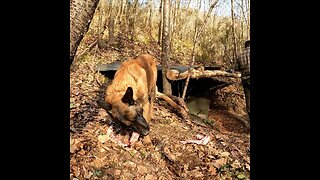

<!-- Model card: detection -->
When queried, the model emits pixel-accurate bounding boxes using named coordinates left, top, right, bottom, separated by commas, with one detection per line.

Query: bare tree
left=118, top=0, right=126, bottom=25
left=97, top=0, right=106, bottom=48
left=246, top=0, right=250, bottom=39
left=161, top=0, right=172, bottom=95
left=240, top=0, right=244, bottom=42
left=128, top=0, right=139, bottom=42
left=70, top=0, right=100, bottom=65
left=146, top=0, right=154, bottom=36
left=231, top=0, right=237, bottom=60
left=158, top=0, right=163, bottom=45
left=108, top=0, right=116, bottom=45
left=181, top=0, right=219, bottom=99
left=170, top=0, right=179, bottom=51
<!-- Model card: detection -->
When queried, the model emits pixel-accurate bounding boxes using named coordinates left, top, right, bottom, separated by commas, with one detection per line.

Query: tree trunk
left=125, top=0, right=132, bottom=39
left=158, top=0, right=163, bottom=45
left=147, top=0, right=153, bottom=35
left=231, top=0, right=237, bottom=60
left=168, top=0, right=173, bottom=51
left=240, top=0, right=244, bottom=44
left=186, top=0, right=192, bottom=8
left=161, top=0, right=172, bottom=95
left=97, top=0, right=106, bottom=48
left=170, top=0, right=177, bottom=52
left=148, top=0, right=153, bottom=37
left=246, top=0, right=250, bottom=39
left=108, top=0, right=115, bottom=45
left=70, top=0, right=100, bottom=65
left=171, top=0, right=181, bottom=41
left=118, top=0, right=126, bottom=25
left=128, top=0, right=139, bottom=42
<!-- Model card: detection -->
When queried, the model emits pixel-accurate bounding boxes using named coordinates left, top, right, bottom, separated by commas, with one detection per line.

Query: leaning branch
left=156, top=91, right=189, bottom=120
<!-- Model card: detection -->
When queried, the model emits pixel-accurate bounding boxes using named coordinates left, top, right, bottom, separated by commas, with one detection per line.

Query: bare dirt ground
left=70, top=35, right=250, bottom=180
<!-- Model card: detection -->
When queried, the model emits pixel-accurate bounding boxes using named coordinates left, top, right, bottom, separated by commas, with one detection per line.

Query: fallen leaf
left=237, top=173, right=246, bottom=179
left=70, top=102, right=75, bottom=109
left=70, top=138, right=81, bottom=153
left=105, top=169, right=117, bottom=176
left=245, top=163, right=250, bottom=171
left=98, top=134, right=108, bottom=143
left=123, top=161, right=137, bottom=169
left=114, top=170, right=121, bottom=176
left=212, top=158, right=227, bottom=169
left=145, top=174, right=157, bottom=180
left=181, top=135, right=210, bottom=145
left=84, top=169, right=93, bottom=179
left=79, top=149, right=86, bottom=155
left=72, top=166, right=80, bottom=177
left=208, top=164, right=217, bottom=176
left=189, top=168, right=204, bottom=178
left=230, top=160, right=241, bottom=169
left=137, top=165, right=148, bottom=174
left=220, top=151, right=230, bottom=157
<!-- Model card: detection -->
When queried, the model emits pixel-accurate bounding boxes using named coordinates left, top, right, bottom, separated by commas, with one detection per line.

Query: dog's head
left=97, top=87, right=150, bottom=136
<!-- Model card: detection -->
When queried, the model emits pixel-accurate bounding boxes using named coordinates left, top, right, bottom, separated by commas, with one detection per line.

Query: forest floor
left=70, top=33, right=250, bottom=180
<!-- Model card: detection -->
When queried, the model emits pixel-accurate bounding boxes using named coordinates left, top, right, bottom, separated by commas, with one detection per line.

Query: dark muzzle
left=133, top=115, right=150, bottom=136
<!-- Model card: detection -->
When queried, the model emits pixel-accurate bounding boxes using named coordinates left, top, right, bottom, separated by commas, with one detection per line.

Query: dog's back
left=106, top=54, right=157, bottom=104
left=102, top=54, right=157, bottom=135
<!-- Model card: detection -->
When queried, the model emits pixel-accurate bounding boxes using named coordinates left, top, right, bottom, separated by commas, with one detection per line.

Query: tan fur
left=105, top=54, right=157, bottom=130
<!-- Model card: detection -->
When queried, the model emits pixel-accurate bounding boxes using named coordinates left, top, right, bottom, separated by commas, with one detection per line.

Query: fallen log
left=167, top=68, right=241, bottom=81
left=156, top=91, right=189, bottom=120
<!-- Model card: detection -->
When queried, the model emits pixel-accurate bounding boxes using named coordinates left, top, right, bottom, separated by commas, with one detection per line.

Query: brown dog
left=97, top=54, right=157, bottom=146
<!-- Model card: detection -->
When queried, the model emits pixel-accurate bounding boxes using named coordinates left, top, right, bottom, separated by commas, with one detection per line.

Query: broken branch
left=156, top=91, right=189, bottom=120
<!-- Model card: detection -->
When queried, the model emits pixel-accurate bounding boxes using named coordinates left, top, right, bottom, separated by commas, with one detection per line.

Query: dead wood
left=167, top=68, right=241, bottom=81
left=156, top=91, right=189, bottom=120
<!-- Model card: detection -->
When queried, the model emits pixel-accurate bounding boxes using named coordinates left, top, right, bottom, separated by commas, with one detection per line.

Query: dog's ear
left=122, top=87, right=134, bottom=105
left=97, top=100, right=112, bottom=111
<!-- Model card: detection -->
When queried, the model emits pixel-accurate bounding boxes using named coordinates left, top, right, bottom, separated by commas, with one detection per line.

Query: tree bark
left=170, top=0, right=177, bottom=51
left=70, top=0, right=100, bottom=65
left=158, top=0, right=163, bottom=45
left=128, top=0, right=139, bottom=42
left=161, top=0, right=172, bottom=95
left=231, top=0, right=237, bottom=60
left=108, top=0, right=115, bottom=45
left=246, top=0, right=250, bottom=39
left=118, top=0, right=126, bottom=25
left=146, top=0, right=153, bottom=35
left=97, top=0, right=106, bottom=48
left=240, top=0, right=244, bottom=43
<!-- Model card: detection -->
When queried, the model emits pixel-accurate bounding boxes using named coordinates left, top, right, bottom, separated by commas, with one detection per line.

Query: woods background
left=71, top=0, right=250, bottom=69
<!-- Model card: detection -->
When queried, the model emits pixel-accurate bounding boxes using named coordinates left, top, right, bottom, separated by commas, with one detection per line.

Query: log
left=166, top=68, right=241, bottom=81
left=156, top=91, right=189, bottom=120
left=166, top=94, right=189, bottom=113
